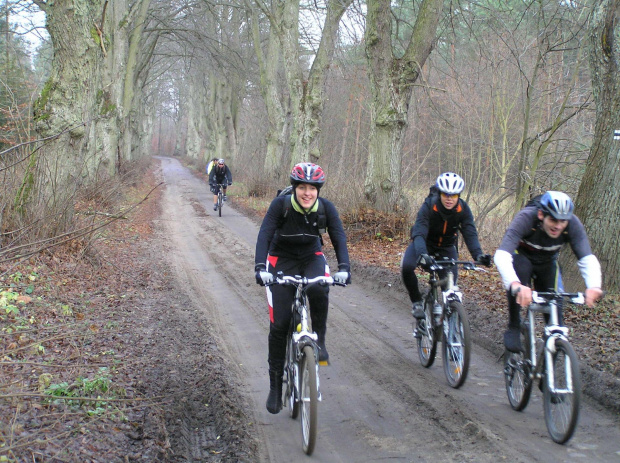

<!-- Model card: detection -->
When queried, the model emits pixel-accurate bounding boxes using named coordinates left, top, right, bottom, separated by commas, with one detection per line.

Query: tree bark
left=363, top=0, right=443, bottom=212
left=562, top=0, right=620, bottom=291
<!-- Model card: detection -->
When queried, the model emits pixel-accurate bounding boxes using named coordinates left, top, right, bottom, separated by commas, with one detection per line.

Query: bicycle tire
left=285, top=336, right=299, bottom=419
left=300, top=345, right=318, bottom=455
left=504, top=323, right=532, bottom=411
left=542, top=337, right=581, bottom=444
left=218, top=192, right=222, bottom=217
left=416, top=298, right=437, bottom=367
left=441, top=300, right=471, bottom=388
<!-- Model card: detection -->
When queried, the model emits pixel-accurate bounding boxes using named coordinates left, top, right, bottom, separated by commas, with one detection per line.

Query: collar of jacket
left=291, top=195, right=319, bottom=214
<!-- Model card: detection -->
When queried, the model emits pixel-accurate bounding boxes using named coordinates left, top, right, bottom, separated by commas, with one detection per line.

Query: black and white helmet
left=540, top=191, right=574, bottom=220
left=436, top=172, right=465, bottom=195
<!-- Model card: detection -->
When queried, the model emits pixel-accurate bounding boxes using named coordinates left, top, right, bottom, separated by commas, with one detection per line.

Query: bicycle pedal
left=318, top=359, right=330, bottom=367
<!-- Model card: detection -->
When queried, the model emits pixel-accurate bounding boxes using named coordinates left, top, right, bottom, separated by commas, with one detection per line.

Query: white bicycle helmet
left=540, top=191, right=574, bottom=220
left=436, top=172, right=465, bottom=195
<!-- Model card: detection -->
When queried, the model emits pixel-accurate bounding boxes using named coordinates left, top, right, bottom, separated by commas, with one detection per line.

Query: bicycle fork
left=291, top=337, right=323, bottom=402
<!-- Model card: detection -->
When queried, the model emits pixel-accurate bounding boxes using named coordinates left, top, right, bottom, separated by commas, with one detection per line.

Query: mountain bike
left=270, top=273, right=345, bottom=455
left=414, top=259, right=485, bottom=388
left=504, top=291, right=586, bottom=444
left=216, top=183, right=225, bottom=217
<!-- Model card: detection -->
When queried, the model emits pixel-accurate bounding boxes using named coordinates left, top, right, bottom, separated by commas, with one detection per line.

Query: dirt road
left=154, top=156, right=620, bottom=462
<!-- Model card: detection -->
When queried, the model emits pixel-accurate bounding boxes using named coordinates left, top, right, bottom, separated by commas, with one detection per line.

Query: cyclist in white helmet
left=401, top=172, right=491, bottom=320
left=494, top=191, right=603, bottom=352
left=208, top=159, right=232, bottom=210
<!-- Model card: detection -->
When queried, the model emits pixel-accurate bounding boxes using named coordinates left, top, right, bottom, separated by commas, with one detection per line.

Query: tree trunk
left=562, top=0, right=620, bottom=291
left=363, top=0, right=443, bottom=212
left=250, top=4, right=288, bottom=182
left=272, top=0, right=352, bottom=167
left=30, top=0, right=110, bottom=234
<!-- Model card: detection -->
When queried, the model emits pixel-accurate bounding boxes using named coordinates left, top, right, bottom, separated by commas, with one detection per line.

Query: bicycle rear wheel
left=300, top=345, right=318, bottom=455
left=504, top=323, right=532, bottom=411
left=542, top=337, right=581, bottom=444
left=416, top=299, right=437, bottom=367
left=441, top=301, right=471, bottom=388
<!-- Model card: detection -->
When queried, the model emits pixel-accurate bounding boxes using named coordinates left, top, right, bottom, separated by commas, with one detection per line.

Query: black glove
left=476, top=254, right=492, bottom=267
left=228, top=182, right=233, bottom=186
left=255, top=264, right=273, bottom=286
left=418, top=254, right=436, bottom=270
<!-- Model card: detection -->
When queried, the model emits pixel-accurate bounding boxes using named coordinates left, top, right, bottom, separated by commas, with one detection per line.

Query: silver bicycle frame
left=528, top=293, right=581, bottom=394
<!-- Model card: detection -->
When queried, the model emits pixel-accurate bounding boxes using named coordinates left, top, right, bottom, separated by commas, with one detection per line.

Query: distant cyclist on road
left=208, top=159, right=232, bottom=211
left=401, top=172, right=491, bottom=320
left=494, top=191, right=603, bottom=352
left=254, top=162, right=351, bottom=414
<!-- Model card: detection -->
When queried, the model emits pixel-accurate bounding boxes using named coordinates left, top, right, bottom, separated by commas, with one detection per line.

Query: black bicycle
left=215, top=183, right=225, bottom=217
left=270, top=273, right=345, bottom=455
left=504, top=291, right=585, bottom=444
left=414, top=259, right=485, bottom=388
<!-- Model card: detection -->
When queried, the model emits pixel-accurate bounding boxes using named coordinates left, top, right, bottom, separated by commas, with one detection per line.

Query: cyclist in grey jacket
left=255, top=162, right=350, bottom=414
left=494, top=191, right=603, bottom=352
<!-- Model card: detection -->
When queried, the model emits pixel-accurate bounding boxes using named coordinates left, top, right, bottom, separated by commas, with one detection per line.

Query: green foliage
left=33, top=78, right=55, bottom=121
left=0, top=289, right=20, bottom=315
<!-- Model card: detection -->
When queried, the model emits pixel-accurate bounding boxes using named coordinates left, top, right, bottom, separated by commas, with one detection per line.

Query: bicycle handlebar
left=268, top=274, right=346, bottom=287
left=532, top=291, right=585, bottom=305
left=425, top=259, right=488, bottom=272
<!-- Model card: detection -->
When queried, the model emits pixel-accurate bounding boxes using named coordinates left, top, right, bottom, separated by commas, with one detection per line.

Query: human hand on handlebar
left=333, top=271, right=350, bottom=285
left=585, top=287, right=604, bottom=308
left=511, top=283, right=532, bottom=307
left=476, top=254, right=492, bottom=267
left=254, top=264, right=273, bottom=286
left=418, top=254, right=436, bottom=270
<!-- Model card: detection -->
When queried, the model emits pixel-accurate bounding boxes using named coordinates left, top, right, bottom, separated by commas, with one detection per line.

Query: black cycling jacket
left=255, top=195, right=350, bottom=272
left=209, top=165, right=232, bottom=185
left=410, top=194, right=483, bottom=258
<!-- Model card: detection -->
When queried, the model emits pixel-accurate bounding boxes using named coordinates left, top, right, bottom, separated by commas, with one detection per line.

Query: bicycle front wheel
left=543, top=337, right=581, bottom=444
left=218, top=193, right=223, bottom=217
left=504, top=323, right=532, bottom=411
left=300, top=345, right=318, bottom=455
left=416, top=300, right=437, bottom=367
left=285, top=336, right=299, bottom=419
left=441, top=301, right=471, bottom=388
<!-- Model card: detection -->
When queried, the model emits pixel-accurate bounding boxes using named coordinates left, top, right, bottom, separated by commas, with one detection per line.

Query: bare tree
left=363, top=0, right=443, bottom=212
left=563, top=0, right=620, bottom=292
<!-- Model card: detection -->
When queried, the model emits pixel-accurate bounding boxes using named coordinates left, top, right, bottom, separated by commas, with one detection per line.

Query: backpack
left=276, top=186, right=326, bottom=235
left=525, top=193, right=543, bottom=209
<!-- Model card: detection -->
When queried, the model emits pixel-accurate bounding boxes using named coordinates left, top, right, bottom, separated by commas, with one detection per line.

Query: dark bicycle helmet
left=539, top=191, right=574, bottom=220
left=436, top=172, right=465, bottom=195
left=290, top=162, right=326, bottom=188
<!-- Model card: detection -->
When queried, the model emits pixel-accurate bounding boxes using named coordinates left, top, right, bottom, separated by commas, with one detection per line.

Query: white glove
left=333, top=271, right=349, bottom=285
left=259, top=271, right=273, bottom=286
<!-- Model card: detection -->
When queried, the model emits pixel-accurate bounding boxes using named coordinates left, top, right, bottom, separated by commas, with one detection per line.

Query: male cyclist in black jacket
left=255, top=162, right=351, bottom=414
left=401, top=172, right=491, bottom=321
left=494, top=191, right=603, bottom=352
left=208, top=159, right=232, bottom=210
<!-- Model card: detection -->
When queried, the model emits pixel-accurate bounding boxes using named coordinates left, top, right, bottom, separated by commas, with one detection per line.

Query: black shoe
left=266, top=370, right=283, bottom=414
left=504, top=327, right=523, bottom=353
left=223, top=195, right=227, bottom=201
left=411, top=301, right=425, bottom=319
left=213, top=204, right=218, bottom=211
left=318, top=340, right=329, bottom=363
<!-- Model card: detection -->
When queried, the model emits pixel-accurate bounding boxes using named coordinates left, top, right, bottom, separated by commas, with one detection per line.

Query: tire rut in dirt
left=140, top=232, right=259, bottom=462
